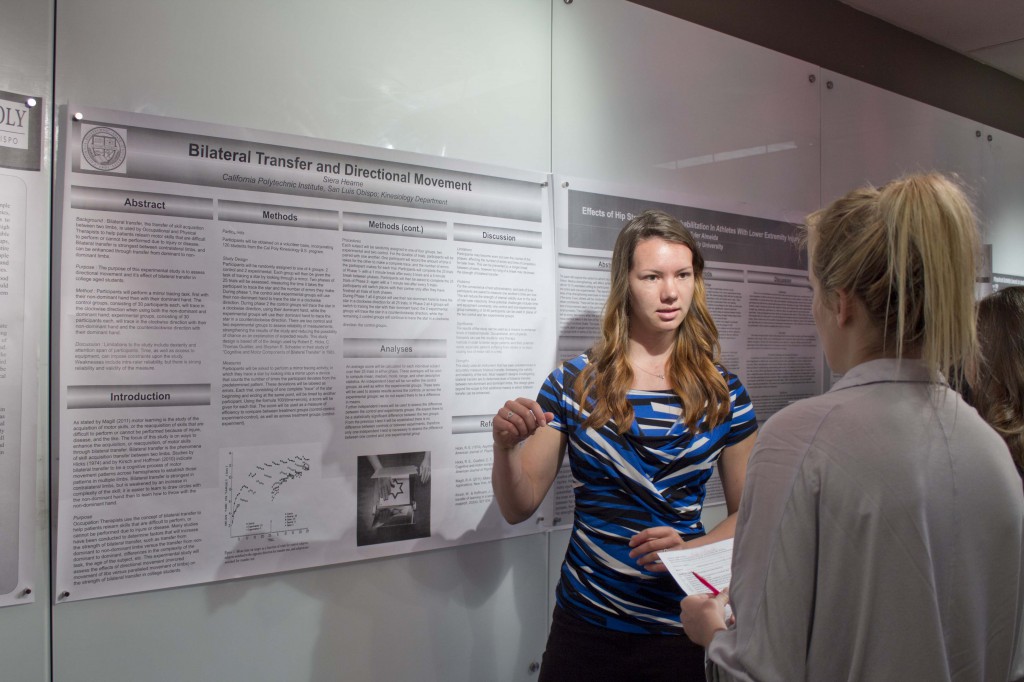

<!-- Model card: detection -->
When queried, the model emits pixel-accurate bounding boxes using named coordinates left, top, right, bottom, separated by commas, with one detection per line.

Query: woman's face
left=627, top=237, right=695, bottom=340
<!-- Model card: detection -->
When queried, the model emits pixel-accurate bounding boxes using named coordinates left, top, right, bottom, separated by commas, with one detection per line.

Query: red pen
left=692, top=570, right=720, bottom=595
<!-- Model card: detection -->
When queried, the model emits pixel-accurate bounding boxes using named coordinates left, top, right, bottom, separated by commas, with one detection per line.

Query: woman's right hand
left=493, top=398, right=553, bottom=451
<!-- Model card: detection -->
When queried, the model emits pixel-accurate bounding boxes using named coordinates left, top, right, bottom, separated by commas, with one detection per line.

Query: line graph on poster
left=222, top=442, right=319, bottom=539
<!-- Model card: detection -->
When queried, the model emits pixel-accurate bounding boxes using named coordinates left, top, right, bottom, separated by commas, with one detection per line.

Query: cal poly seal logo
left=82, top=126, right=127, bottom=172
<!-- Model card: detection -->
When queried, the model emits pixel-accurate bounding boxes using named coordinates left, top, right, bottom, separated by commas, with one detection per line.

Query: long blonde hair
left=574, top=209, right=730, bottom=434
left=805, top=172, right=980, bottom=378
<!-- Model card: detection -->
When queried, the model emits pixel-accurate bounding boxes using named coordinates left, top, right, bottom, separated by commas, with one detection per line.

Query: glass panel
left=820, top=69, right=984, bottom=205
left=553, top=0, right=821, bottom=223
left=55, top=0, right=552, bottom=171
left=979, top=129, right=1024, bottom=276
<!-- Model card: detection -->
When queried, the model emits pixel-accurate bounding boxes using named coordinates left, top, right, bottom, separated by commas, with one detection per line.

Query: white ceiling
left=841, top=0, right=1024, bottom=80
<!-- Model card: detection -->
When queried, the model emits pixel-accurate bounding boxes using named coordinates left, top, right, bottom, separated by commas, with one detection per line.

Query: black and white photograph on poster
left=356, top=452, right=432, bottom=546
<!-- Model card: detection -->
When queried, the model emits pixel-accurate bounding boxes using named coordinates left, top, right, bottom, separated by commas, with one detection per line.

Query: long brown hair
left=971, top=286, right=1024, bottom=478
left=573, top=209, right=730, bottom=434
left=805, top=173, right=980, bottom=378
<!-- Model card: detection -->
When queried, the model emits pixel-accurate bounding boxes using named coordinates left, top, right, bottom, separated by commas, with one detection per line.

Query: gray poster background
left=993, top=272, right=1024, bottom=291
left=72, top=119, right=543, bottom=222
left=567, top=189, right=805, bottom=270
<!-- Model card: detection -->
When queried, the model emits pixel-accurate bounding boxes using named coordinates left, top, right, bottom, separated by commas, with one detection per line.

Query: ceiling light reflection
left=656, top=140, right=799, bottom=170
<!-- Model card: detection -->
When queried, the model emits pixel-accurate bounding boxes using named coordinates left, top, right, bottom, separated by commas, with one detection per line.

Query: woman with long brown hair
left=970, top=285, right=1024, bottom=484
left=492, top=209, right=758, bottom=681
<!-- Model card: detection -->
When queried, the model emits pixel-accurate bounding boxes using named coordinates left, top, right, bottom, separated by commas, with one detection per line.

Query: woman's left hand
left=628, top=526, right=685, bottom=572
left=680, top=591, right=729, bottom=648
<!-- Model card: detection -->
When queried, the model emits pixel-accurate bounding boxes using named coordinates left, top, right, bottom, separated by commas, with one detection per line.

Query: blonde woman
left=681, top=174, right=1024, bottom=681
left=493, top=209, right=758, bottom=681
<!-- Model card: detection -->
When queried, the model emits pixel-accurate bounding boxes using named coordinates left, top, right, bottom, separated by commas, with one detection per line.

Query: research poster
left=0, top=89, right=42, bottom=607
left=541, top=177, right=822, bottom=526
left=993, top=273, right=1024, bottom=292
left=55, top=107, right=556, bottom=601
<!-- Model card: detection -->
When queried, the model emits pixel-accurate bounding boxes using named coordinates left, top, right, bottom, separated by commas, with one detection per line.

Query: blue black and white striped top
left=539, top=352, right=757, bottom=634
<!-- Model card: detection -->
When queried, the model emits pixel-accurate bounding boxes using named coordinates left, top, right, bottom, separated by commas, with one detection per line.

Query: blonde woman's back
left=711, top=359, right=1024, bottom=681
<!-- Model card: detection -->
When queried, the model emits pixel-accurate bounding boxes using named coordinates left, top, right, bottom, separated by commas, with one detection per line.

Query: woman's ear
left=834, top=289, right=854, bottom=328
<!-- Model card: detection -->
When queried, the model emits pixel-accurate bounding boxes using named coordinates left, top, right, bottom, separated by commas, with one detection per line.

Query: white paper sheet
left=659, top=538, right=733, bottom=596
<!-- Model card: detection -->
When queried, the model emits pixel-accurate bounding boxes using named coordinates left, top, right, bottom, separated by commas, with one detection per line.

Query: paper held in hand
left=659, top=537, right=733, bottom=595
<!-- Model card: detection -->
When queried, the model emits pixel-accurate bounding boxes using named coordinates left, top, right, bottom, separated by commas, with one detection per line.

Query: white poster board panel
left=552, top=0, right=821, bottom=226
left=820, top=69, right=985, bottom=205
left=53, top=531, right=552, bottom=682
left=55, top=0, right=552, bottom=173
left=54, top=106, right=555, bottom=601
left=979, top=130, right=1024, bottom=277
left=821, top=70, right=1024, bottom=284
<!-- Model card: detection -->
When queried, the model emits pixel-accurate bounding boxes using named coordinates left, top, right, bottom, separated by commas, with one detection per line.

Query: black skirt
left=538, top=604, right=708, bottom=682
